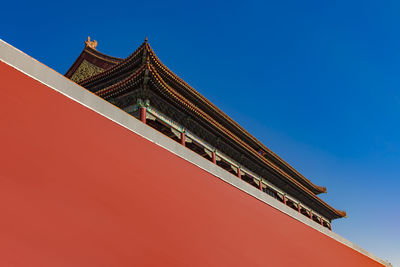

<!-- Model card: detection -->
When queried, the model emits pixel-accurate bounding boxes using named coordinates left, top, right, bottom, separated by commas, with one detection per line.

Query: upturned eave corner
left=143, top=41, right=330, bottom=196
left=317, top=185, right=328, bottom=194
left=65, top=38, right=348, bottom=223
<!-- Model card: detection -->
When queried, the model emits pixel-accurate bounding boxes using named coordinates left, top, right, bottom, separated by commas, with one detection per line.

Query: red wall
left=0, top=61, right=384, bottom=267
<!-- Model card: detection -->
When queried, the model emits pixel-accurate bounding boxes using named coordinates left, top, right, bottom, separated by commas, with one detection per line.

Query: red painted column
left=283, top=195, right=287, bottom=205
left=212, top=152, right=216, bottom=164
left=320, top=218, right=324, bottom=226
left=139, top=107, right=146, bottom=124
left=180, top=132, right=185, bottom=146
left=309, top=211, right=313, bottom=219
left=297, top=204, right=301, bottom=213
left=329, top=224, right=332, bottom=231
left=237, top=168, right=241, bottom=179
left=259, top=180, right=263, bottom=191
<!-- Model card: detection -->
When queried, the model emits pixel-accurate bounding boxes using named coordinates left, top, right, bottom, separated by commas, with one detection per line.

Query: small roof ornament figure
left=85, top=36, right=97, bottom=50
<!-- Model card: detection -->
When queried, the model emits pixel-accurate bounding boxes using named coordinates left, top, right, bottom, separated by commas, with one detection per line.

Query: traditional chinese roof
left=65, top=37, right=123, bottom=83
left=66, top=38, right=346, bottom=220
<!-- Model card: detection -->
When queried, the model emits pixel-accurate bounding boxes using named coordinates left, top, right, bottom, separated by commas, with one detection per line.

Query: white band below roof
left=0, top=39, right=390, bottom=267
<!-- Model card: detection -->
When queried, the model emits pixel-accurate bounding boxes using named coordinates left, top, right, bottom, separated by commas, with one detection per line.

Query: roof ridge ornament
left=144, top=36, right=148, bottom=43
left=85, top=36, right=98, bottom=50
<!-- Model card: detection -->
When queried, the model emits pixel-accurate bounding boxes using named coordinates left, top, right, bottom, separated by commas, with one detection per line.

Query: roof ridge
left=69, top=40, right=345, bottom=219
left=145, top=43, right=327, bottom=194
left=84, top=46, right=123, bottom=63
left=96, top=64, right=147, bottom=97
left=80, top=40, right=148, bottom=86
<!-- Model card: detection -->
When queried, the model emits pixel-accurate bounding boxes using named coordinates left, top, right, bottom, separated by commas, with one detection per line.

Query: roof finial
left=144, top=36, right=148, bottom=43
left=85, top=36, right=98, bottom=50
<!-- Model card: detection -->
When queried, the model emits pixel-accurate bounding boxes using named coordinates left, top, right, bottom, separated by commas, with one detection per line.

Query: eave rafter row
left=69, top=39, right=346, bottom=219
left=146, top=63, right=345, bottom=218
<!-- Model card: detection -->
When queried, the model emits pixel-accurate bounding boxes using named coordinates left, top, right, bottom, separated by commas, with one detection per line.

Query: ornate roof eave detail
left=66, top=39, right=345, bottom=219
left=144, top=64, right=346, bottom=219
left=65, top=43, right=123, bottom=80
left=143, top=43, right=327, bottom=195
left=97, top=64, right=147, bottom=98
left=79, top=42, right=147, bottom=87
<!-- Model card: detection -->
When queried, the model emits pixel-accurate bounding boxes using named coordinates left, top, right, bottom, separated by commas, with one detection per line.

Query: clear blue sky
left=2, top=0, right=399, bottom=265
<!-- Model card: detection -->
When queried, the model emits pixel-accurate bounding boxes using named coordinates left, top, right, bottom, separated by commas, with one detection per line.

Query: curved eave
left=75, top=41, right=344, bottom=219
left=144, top=43, right=326, bottom=195
left=84, top=46, right=123, bottom=63
left=78, top=43, right=147, bottom=87
left=93, top=60, right=346, bottom=220
left=145, top=64, right=346, bottom=220
left=97, top=64, right=146, bottom=98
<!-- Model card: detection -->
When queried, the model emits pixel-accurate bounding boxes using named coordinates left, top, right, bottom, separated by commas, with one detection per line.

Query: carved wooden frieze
left=70, top=60, right=104, bottom=83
